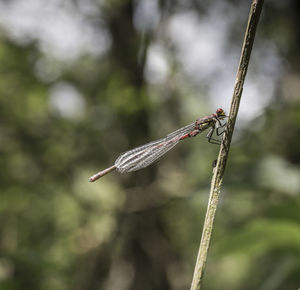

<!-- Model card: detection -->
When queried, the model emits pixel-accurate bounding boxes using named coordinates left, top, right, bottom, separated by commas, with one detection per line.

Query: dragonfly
left=89, top=108, right=227, bottom=182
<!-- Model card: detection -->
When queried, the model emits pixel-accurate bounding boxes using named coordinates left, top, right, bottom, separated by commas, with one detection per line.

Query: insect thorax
left=197, top=118, right=216, bottom=131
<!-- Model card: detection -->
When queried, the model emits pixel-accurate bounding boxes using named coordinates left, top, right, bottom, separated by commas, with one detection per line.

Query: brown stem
left=190, top=1, right=264, bottom=289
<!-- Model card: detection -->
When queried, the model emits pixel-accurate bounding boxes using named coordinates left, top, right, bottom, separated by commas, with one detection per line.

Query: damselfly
left=89, top=108, right=227, bottom=182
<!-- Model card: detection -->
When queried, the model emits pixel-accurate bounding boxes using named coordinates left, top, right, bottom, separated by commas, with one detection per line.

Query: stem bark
left=190, top=1, right=264, bottom=289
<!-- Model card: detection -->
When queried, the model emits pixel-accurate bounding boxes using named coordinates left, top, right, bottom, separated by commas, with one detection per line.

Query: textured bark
left=190, top=1, right=265, bottom=289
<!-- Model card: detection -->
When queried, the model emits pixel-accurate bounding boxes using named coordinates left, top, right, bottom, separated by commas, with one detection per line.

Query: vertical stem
left=190, top=1, right=264, bottom=289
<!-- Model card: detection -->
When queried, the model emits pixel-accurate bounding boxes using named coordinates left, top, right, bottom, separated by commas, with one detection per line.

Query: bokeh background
left=0, top=0, right=300, bottom=289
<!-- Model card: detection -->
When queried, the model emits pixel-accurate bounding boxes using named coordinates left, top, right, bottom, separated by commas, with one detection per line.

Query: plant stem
left=190, top=1, right=264, bottom=289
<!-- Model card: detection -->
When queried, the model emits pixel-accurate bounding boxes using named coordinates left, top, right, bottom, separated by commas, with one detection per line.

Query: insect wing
left=115, top=123, right=195, bottom=173
left=166, top=122, right=195, bottom=139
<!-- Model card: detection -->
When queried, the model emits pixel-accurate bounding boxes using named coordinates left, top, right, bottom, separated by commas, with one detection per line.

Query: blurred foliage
left=0, top=0, right=300, bottom=290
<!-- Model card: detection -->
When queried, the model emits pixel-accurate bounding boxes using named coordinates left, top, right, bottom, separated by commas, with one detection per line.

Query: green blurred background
left=0, top=1, right=300, bottom=289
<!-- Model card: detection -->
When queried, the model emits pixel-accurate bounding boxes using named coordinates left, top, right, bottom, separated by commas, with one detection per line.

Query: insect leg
left=216, top=119, right=227, bottom=136
left=206, top=127, right=221, bottom=145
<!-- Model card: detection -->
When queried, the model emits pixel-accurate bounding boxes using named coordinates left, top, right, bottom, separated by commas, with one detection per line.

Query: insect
left=89, top=108, right=227, bottom=182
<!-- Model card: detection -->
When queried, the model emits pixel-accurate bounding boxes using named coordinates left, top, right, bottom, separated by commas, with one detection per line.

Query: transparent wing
left=115, top=122, right=195, bottom=173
